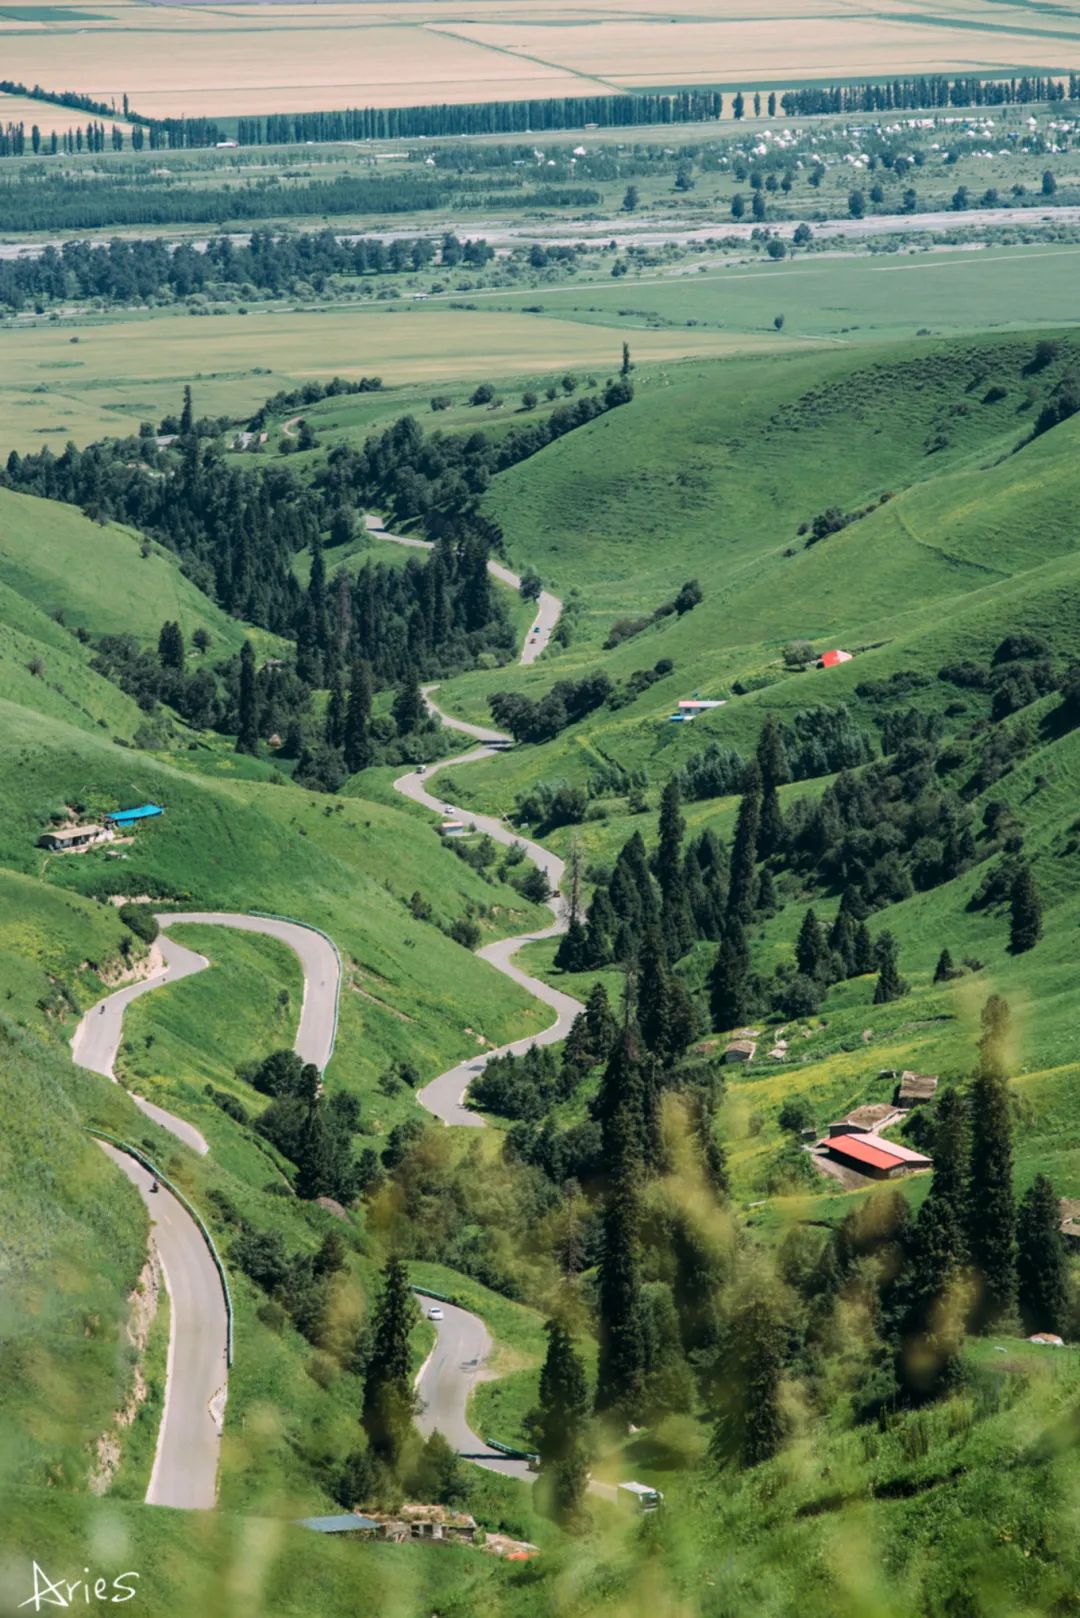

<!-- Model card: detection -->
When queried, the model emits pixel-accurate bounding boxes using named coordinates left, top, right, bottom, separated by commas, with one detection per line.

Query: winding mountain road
left=394, top=739, right=582, bottom=1126
left=72, top=911, right=341, bottom=1154
left=74, top=913, right=341, bottom=1511
left=73, top=567, right=577, bottom=1503
left=414, top=1298, right=533, bottom=1481
left=98, top=1143, right=228, bottom=1510
left=365, top=512, right=559, bottom=664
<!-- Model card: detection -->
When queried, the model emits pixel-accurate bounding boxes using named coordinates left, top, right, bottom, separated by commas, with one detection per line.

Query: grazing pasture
left=0, top=304, right=780, bottom=449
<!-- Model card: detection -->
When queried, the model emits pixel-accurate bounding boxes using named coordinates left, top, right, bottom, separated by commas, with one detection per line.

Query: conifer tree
left=533, top=1318, right=591, bottom=1527
left=968, top=997, right=1017, bottom=1328
left=755, top=715, right=790, bottom=856
left=554, top=916, right=589, bottom=972
left=709, top=917, right=751, bottom=1031
left=872, top=930, right=907, bottom=1004
left=307, top=531, right=330, bottom=664
left=712, top=1294, right=786, bottom=1467
left=828, top=908, right=856, bottom=976
left=1017, top=1173, right=1069, bottom=1336
left=157, top=619, right=185, bottom=672
left=584, top=980, right=616, bottom=1062
left=236, top=639, right=258, bottom=755
left=727, top=761, right=762, bottom=921
left=851, top=919, right=875, bottom=975
left=391, top=672, right=425, bottom=735
left=637, top=930, right=696, bottom=1066
left=1009, top=863, right=1043, bottom=954
left=933, top=947, right=957, bottom=983
left=361, top=1256, right=417, bottom=1472
left=581, top=887, right=616, bottom=968
left=756, top=867, right=777, bottom=914
left=795, top=907, right=826, bottom=979
left=343, top=659, right=373, bottom=773
left=656, top=780, right=693, bottom=959
left=325, top=664, right=347, bottom=749
left=179, top=383, right=194, bottom=435
left=899, top=1187, right=967, bottom=1395
left=595, top=1096, right=647, bottom=1423
left=926, top=1087, right=971, bottom=1252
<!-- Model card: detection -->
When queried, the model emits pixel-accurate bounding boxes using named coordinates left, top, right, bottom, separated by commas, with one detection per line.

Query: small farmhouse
left=818, top=649, right=853, bottom=668
left=724, top=1038, right=757, bottom=1064
left=896, top=1071, right=939, bottom=1108
left=39, top=823, right=114, bottom=853
left=829, top=1103, right=902, bottom=1135
left=439, top=819, right=465, bottom=837
left=820, top=1130, right=931, bottom=1179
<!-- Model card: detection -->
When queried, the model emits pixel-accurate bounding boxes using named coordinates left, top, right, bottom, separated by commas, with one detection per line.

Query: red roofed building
left=818, top=649, right=853, bottom=669
left=820, top=1130, right=931, bottom=1179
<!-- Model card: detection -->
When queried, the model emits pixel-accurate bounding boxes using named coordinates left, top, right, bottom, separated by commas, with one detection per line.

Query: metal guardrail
left=89, top=1128, right=234, bottom=1366
left=483, top=1437, right=540, bottom=1463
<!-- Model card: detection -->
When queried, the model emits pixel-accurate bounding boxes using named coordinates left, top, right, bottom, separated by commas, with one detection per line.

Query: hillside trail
left=392, top=561, right=582, bottom=1126
left=364, top=513, right=559, bottom=665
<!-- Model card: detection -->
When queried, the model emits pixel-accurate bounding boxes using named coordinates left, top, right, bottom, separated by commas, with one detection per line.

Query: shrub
left=118, top=903, right=159, bottom=944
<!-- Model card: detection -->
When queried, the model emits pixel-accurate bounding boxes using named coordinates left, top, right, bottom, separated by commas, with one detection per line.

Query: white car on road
left=428, top=1306, right=445, bottom=1321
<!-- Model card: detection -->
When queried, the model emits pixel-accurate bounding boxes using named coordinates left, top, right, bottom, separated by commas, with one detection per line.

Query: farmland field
left=2, top=0, right=1080, bottom=127
left=0, top=303, right=788, bottom=448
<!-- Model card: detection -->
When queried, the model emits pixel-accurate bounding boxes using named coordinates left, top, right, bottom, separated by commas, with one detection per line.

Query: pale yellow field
left=3, top=0, right=1078, bottom=128
left=0, top=304, right=787, bottom=450
left=0, top=91, right=133, bottom=137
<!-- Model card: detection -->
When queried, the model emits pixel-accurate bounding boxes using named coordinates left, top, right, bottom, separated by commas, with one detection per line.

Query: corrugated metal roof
left=824, top=1132, right=930, bottom=1171
left=825, top=1135, right=902, bottom=1171
left=107, top=804, right=164, bottom=823
left=295, top=1513, right=379, bottom=1533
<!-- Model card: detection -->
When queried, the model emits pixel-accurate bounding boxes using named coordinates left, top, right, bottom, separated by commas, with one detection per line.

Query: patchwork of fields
left=2, top=0, right=1080, bottom=125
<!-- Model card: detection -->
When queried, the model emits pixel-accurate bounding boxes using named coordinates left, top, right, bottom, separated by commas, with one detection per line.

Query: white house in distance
left=669, top=697, right=727, bottom=723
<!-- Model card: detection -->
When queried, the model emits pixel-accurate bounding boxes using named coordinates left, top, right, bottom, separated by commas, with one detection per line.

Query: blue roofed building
left=105, top=804, right=164, bottom=829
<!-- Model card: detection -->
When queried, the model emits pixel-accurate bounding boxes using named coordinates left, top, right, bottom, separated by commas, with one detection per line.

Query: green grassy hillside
left=0, top=1026, right=147, bottom=1499
left=0, top=487, right=250, bottom=653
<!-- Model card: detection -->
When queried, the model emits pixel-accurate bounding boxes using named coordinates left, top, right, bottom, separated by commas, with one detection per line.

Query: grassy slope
left=0, top=1026, right=147, bottom=1499
left=0, top=487, right=249, bottom=653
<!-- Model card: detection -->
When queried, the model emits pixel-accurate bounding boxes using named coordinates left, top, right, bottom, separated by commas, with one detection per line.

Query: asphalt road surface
left=414, top=1297, right=533, bottom=1481
left=394, top=744, right=582, bottom=1126
left=154, top=911, right=340, bottom=1071
left=365, top=513, right=561, bottom=666
left=71, top=934, right=212, bottom=1155
left=415, top=1295, right=620, bottom=1500
left=72, top=911, right=341, bottom=1154
left=98, top=1142, right=227, bottom=1510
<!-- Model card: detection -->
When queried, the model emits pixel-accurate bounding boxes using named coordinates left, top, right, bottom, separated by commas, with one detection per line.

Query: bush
left=118, top=903, right=159, bottom=944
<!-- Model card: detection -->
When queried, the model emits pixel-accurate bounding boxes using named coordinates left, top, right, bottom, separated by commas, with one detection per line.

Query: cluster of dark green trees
left=779, top=73, right=1076, bottom=116
left=0, top=170, right=598, bottom=233
left=0, top=229, right=464, bottom=313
